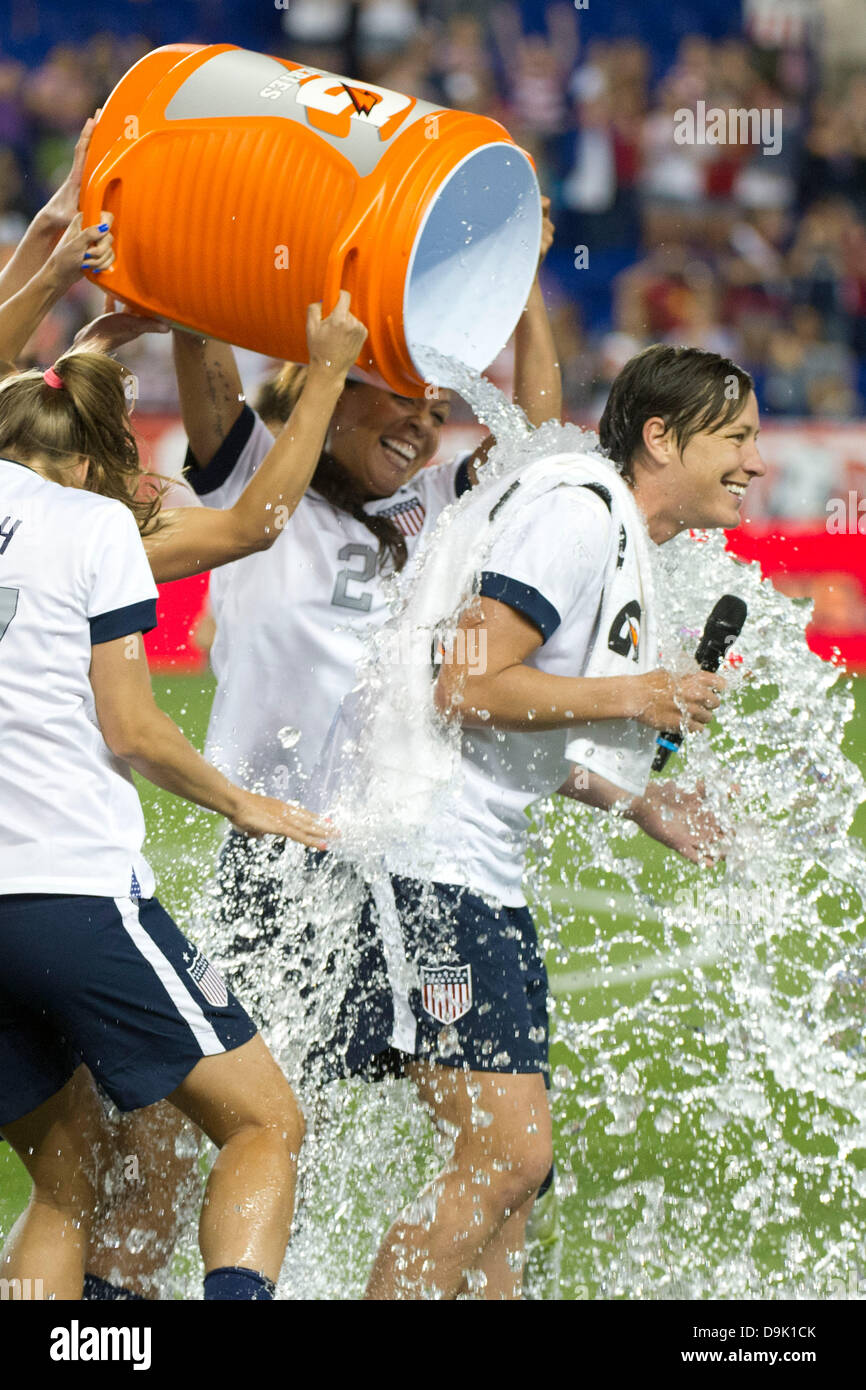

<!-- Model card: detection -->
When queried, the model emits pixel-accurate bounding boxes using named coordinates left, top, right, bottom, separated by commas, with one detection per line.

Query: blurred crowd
left=1, top=0, right=865, bottom=421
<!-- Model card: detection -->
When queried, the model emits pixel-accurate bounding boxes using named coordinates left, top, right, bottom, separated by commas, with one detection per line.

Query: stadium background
left=2, top=0, right=866, bottom=1296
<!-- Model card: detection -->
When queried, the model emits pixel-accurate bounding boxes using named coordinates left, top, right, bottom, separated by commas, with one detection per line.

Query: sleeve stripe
left=185, top=404, right=257, bottom=497
left=479, top=571, right=561, bottom=640
left=90, top=598, right=158, bottom=645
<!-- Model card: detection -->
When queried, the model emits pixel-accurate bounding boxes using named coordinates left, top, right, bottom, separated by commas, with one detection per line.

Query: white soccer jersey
left=393, top=486, right=616, bottom=906
left=0, top=459, right=159, bottom=897
left=188, top=406, right=472, bottom=797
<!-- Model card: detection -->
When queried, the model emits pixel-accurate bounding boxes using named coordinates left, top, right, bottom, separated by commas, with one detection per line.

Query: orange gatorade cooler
left=79, top=44, right=542, bottom=393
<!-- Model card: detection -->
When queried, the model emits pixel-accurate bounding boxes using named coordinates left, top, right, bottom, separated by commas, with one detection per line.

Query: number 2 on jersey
left=332, top=544, right=376, bottom=612
left=0, top=586, right=18, bottom=644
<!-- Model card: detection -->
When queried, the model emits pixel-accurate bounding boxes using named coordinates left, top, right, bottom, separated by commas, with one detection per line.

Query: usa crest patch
left=376, top=494, right=426, bottom=536
left=187, top=951, right=228, bottom=1009
left=420, top=963, right=473, bottom=1025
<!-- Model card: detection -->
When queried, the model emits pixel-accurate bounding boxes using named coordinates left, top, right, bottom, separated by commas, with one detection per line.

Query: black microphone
left=652, top=594, right=747, bottom=772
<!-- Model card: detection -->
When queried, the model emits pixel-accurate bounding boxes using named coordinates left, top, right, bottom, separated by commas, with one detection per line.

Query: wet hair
left=253, top=364, right=305, bottom=427
left=599, top=345, right=755, bottom=482
left=256, top=362, right=408, bottom=573
left=0, top=351, right=167, bottom=533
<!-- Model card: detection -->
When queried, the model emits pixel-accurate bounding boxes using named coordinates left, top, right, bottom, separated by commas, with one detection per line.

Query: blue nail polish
left=80, top=263, right=89, bottom=271
left=98, top=223, right=109, bottom=232
left=92, top=268, right=102, bottom=275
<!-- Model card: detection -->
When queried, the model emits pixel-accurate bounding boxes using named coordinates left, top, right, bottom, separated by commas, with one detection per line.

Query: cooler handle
left=322, top=199, right=375, bottom=317
left=79, top=145, right=132, bottom=278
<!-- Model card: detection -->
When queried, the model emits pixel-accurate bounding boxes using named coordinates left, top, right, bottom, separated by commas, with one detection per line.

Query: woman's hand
left=633, top=667, right=726, bottom=734
left=228, top=788, right=332, bottom=850
left=45, top=212, right=114, bottom=292
left=306, top=289, right=368, bottom=379
left=72, top=295, right=170, bottom=354
left=629, top=779, right=727, bottom=866
left=39, top=111, right=101, bottom=234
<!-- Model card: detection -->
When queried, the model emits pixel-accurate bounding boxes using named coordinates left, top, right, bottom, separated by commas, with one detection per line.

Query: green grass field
left=3, top=673, right=866, bottom=1299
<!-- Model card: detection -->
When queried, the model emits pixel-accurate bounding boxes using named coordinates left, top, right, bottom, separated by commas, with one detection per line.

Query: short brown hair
left=599, top=345, right=754, bottom=482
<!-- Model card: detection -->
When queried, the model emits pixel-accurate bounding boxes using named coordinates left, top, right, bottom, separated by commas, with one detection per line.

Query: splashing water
left=536, top=527, right=866, bottom=1300
left=419, top=345, right=534, bottom=453
left=151, top=363, right=866, bottom=1299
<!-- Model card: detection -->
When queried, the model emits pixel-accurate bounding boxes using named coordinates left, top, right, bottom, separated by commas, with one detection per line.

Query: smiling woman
left=599, top=343, right=764, bottom=539
left=337, top=384, right=453, bottom=496
left=307, top=380, right=454, bottom=573
left=185, top=372, right=479, bottom=802
left=600, top=344, right=755, bottom=482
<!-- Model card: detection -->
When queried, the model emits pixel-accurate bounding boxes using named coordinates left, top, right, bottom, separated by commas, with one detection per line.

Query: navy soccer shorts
left=312, top=873, right=551, bottom=1084
left=214, top=834, right=550, bottom=1085
left=0, top=893, right=257, bottom=1128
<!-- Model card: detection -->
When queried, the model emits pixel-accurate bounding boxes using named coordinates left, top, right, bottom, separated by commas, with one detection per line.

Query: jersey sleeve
left=413, top=451, right=474, bottom=513
left=85, top=502, right=159, bottom=645
left=479, top=487, right=611, bottom=642
left=183, top=405, right=275, bottom=510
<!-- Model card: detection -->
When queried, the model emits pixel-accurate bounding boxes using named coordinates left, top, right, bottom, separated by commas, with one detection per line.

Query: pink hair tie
left=43, top=366, right=65, bottom=389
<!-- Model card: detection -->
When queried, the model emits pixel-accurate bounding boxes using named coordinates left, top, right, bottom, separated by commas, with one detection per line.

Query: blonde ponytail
left=0, top=351, right=168, bottom=533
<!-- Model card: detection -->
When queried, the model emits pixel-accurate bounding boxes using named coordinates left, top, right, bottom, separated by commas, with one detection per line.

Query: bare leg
left=365, top=1064, right=552, bottom=1301
left=2, top=1035, right=302, bottom=1296
left=85, top=1100, right=201, bottom=1297
left=0, top=1065, right=103, bottom=1300
left=459, top=1194, right=536, bottom=1300
left=167, top=1033, right=304, bottom=1282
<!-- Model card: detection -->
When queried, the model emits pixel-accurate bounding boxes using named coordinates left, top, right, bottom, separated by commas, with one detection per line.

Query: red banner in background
left=133, top=413, right=210, bottom=674
left=723, top=419, right=866, bottom=671
left=137, top=416, right=866, bottom=675
left=725, top=525, right=866, bottom=670
left=144, top=570, right=210, bottom=673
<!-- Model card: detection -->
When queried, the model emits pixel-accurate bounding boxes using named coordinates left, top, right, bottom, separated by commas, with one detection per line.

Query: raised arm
left=0, top=114, right=99, bottom=307
left=145, top=293, right=367, bottom=582
left=513, top=202, right=561, bottom=426
left=172, top=330, right=245, bottom=468
left=0, top=215, right=114, bottom=364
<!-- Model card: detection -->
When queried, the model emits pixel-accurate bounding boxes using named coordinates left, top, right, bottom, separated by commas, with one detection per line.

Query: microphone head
left=706, top=594, right=748, bottom=634
left=695, top=594, right=748, bottom=670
